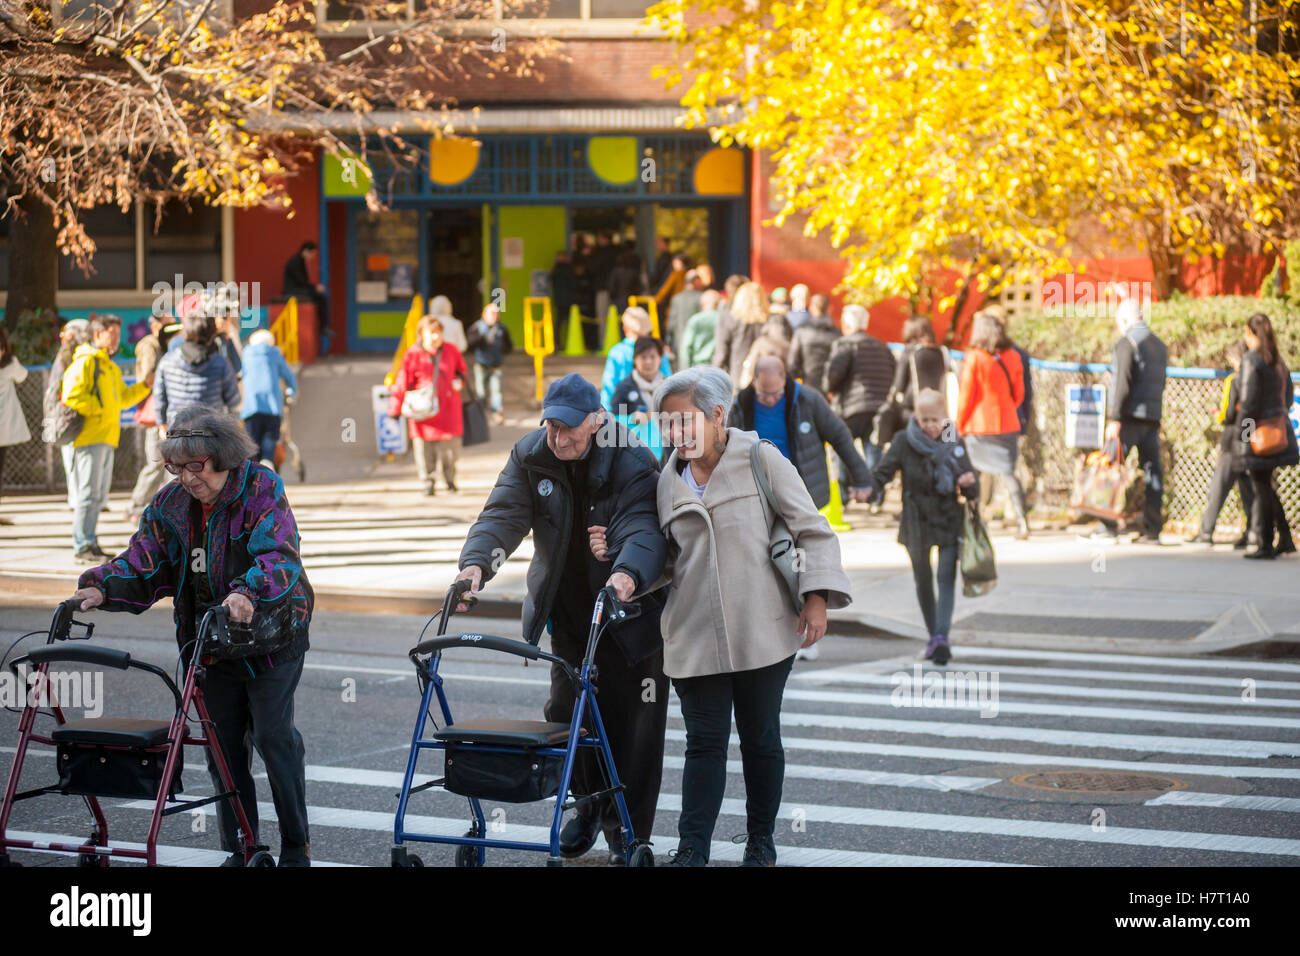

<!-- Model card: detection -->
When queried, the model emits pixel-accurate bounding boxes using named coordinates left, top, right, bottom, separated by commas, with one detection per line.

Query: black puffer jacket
left=728, top=376, right=871, bottom=509
left=871, top=433, right=979, bottom=550
left=459, top=423, right=668, bottom=663
left=1237, top=350, right=1299, bottom=470
left=823, top=332, right=897, bottom=419
left=787, top=314, right=842, bottom=395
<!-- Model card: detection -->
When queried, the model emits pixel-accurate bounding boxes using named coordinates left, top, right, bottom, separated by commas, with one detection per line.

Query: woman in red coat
left=956, top=312, right=1030, bottom=538
left=388, top=315, right=469, bottom=496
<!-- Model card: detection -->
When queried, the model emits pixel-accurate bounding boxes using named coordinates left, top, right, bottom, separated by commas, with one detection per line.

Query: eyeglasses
left=164, top=457, right=210, bottom=476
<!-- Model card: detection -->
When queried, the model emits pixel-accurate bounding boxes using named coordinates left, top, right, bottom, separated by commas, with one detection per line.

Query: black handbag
left=443, top=743, right=563, bottom=803
left=459, top=375, right=491, bottom=447
left=58, top=744, right=184, bottom=800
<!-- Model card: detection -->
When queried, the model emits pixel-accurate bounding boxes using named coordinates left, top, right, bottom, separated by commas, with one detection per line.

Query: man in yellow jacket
left=62, top=314, right=151, bottom=562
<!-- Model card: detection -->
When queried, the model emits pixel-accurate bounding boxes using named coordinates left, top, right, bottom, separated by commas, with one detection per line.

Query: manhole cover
left=1010, top=771, right=1186, bottom=794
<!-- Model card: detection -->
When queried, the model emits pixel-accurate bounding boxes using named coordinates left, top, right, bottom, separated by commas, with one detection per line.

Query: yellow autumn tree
left=648, top=0, right=1300, bottom=318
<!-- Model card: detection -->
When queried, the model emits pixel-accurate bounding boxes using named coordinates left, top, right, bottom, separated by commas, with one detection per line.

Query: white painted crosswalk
left=3, top=645, right=1298, bottom=866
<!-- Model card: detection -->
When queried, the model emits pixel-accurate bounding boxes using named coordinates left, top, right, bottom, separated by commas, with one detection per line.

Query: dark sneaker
left=558, top=812, right=601, bottom=859
left=1132, top=532, right=1162, bottom=545
left=73, top=547, right=98, bottom=565
left=921, top=634, right=948, bottom=661
left=1244, top=548, right=1277, bottom=560
left=930, top=635, right=951, bottom=666
left=741, top=835, right=777, bottom=867
left=89, top=543, right=110, bottom=557
left=421, top=481, right=436, bottom=497
left=445, top=481, right=458, bottom=493
left=219, top=853, right=245, bottom=867
left=667, top=846, right=706, bottom=867
left=1233, top=534, right=1253, bottom=550
left=278, top=843, right=311, bottom=867
left=1183, top=532, right=1214, bottom=545
left=606, top=830, right=626, bottom=866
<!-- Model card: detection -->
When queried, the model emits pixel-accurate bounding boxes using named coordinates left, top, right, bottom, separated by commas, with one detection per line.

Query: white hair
left=1115, top=297, right=1142, bottom=329
left=790, top=283, right=809, bottom=308
left=841, top=305, right=870, bottom=334
left=654, top=366, right=735, bottom=417
left=622, top=306, right=653, bottom=336
left=249, top=329, right=276, bottom=347
left=430, top=295, right=453, bottom=317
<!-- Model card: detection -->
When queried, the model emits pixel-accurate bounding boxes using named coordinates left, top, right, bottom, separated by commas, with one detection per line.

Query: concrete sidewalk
left=2, top=352, right=1297, bottom=658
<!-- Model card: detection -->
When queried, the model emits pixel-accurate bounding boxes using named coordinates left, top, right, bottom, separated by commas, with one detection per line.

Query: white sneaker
left=795, top=644, right=820, bottom=662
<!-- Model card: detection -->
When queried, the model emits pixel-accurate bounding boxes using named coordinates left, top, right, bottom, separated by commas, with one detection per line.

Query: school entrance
left=321, top=134, right=750, bottom=352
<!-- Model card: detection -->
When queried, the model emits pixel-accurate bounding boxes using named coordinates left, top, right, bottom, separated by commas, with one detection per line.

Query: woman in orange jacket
left=956, top=312, right=1030, bottom=539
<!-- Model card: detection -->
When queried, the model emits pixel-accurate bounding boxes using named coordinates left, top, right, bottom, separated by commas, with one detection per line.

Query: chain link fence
left=1021, top=361, right=1299, bottom=530
left=5, top=365, right=147, bottom=493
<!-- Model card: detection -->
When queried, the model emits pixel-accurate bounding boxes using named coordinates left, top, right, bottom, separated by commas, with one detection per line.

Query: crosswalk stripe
left=113, top=798, right=1024, bottom=867
left=301, top=660, right=1300, bottom=731
left=779, top=686, right=1300, bottom=730
left=780, top=672, right=1300, bottom=709
left=648, top=795, right=1300, bottom=857
left=277, top=757, right=1002, bottom=795
left=663, top=730, right=1300, bottom=779
left=4, top=830, right=356, bottom=866
left=798, top=661, right=1300, bottom=692
left=878, top=646, right=1300, bottom=674
left=678, top=707, right=1300, bottom=758
left=1144, top=792, right=1300, bottom=812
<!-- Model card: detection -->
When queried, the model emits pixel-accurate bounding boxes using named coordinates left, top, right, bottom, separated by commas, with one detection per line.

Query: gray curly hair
left=158, top=407, right=257, bottom=472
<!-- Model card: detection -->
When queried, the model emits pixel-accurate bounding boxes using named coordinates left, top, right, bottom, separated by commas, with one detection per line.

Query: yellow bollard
left=628, top=296, right=660, bottom=338
left=523, top=297, right=555, bottom=403
left=820, top=446, right=851, bottom=531
left=563, top=304, right=586, bottom=357
left=603, top=303, right=622, bottom=352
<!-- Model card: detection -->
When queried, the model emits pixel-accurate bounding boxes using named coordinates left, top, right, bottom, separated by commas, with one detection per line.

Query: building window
left=144, top=201, right=223, bottom=287
left=318, top=0, right=656, bottom=29
left=59, top=206, right=137, bottom=291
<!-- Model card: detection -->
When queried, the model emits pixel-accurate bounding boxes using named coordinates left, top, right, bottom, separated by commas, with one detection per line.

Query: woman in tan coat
left=653, top=365, right=852, bottom=866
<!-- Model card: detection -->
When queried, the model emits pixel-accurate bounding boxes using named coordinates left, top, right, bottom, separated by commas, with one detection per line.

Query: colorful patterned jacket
left=78, top=460, right=313, bottom=672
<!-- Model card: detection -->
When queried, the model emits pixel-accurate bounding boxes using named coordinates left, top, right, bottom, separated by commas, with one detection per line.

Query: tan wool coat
left=656, top=427, right=853, bottom=679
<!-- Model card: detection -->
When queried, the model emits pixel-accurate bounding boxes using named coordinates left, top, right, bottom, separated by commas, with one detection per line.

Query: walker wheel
left=0, top=855, right=21, bottom=867
left=627, top=845, right=655, bottom=868
left=406, top=854, right=424, bottom=867
left=78, top=844, right=108, bottom=868
left=247, top=850, right=276, bottom=868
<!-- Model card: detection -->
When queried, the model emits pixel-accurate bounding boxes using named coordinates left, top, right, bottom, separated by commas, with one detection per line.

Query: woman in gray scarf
left=869, top=389, right=978, bottom=664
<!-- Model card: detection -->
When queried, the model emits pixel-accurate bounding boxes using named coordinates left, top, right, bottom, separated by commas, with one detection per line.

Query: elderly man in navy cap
left=456, top=373, right=669, bottom=865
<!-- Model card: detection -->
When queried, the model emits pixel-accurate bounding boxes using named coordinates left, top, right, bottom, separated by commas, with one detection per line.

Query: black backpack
left=52, top=354, right=102, bottom=446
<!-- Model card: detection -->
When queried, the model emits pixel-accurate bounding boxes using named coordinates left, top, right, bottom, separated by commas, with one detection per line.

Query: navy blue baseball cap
left=540, top=373, right=601, bottom=427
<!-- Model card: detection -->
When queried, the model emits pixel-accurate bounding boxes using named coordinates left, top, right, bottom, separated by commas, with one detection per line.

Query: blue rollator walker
left=392, top=580, right=654, bottom=867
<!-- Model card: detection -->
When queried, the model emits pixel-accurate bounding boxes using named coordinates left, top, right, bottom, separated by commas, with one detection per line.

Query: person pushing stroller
left=454, top=374, right=669, bottom=865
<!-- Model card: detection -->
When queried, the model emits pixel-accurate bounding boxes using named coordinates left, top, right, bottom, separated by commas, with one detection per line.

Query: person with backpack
left=465, top=302, right=514, bottom=426
left=60, top=314, right=152, bottom=562
left=44, top=319, right=91, bottom=509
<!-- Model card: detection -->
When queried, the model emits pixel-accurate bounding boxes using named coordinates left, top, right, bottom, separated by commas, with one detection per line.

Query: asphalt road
left=1, top=601, right=1297, bottom=868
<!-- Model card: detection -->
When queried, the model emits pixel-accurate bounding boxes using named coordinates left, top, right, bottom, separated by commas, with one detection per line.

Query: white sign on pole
left=1065, top=384, right=1105, bottom=449
left=372, top=384, right=408, bottom=456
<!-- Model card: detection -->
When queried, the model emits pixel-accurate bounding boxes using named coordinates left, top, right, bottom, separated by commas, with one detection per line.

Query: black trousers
left=544, top=625, right=668, bottom=844
left=906, top=542, right=958, bottom=637
left=1246, top=467, right=1293, bottom=550
left=1101, top=420, right=1164, bottom=534
left=244, top=413, right=281, bottom=464
left=1199, top=450, right=1254, bottom=536
left=672, top=654, right=795, bottom=861
left=200, top=654, right=309, bottom=854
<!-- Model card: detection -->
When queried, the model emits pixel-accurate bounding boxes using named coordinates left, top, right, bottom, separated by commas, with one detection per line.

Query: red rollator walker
left=0, top=600, right=275, bottom=867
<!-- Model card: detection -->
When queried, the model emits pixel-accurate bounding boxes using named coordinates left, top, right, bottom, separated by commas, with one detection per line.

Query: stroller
left=0, top=601, right=275, bottom=867
left=392, top=580, right=654, bottom=867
